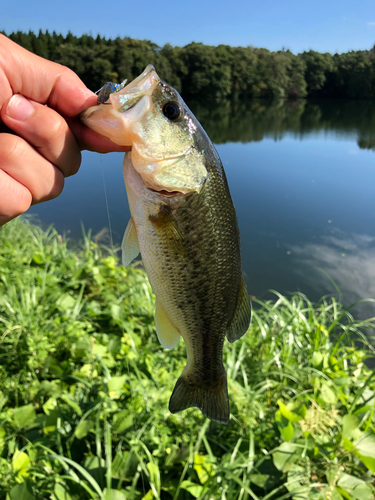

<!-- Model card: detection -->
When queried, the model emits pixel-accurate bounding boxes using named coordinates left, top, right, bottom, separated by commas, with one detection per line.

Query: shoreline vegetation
left=0, top=218, right=375, bottom=499
left=2, top=30, right=375, bottom=101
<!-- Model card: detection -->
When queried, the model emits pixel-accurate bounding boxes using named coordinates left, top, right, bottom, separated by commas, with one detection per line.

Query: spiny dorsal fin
left=226, top=277, right=251, bottom=343
left=155, top=300, right=181, bottom=350
left=121, top=217, right=140, bottom=268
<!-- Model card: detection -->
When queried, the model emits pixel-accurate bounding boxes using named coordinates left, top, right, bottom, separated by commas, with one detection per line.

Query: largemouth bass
left=81, top=65, right=251, bottom=424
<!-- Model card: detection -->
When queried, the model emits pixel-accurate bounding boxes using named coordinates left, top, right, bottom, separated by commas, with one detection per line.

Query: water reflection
left=191, top=99, right=375, bottom=150
left=290, top=229, right=375, bottom=317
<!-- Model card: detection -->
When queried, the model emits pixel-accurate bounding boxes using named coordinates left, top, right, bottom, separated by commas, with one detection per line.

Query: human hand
left=0, top=34, right=129, bottom=226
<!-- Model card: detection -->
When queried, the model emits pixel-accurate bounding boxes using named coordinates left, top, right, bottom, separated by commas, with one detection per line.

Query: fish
left=81, top=65, right=251, bottom=424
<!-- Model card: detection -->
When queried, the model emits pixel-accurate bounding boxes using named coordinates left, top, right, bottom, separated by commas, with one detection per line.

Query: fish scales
left=81, top=65, right=251, bottom=423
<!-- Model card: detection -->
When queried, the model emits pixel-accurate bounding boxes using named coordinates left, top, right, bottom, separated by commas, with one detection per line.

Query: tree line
left=3, top=30, right=375, bottom=101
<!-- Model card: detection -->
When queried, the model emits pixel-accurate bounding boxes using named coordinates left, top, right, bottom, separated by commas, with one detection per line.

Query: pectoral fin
left=121, top=217, right=140, bottom=268
left=155, top=300, right=180, bottom=350
left=226, top=277, right=251, bottom=343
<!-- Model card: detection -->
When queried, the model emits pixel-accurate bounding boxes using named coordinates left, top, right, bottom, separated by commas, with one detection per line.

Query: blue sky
left=1, top=0, right=375, bottom=54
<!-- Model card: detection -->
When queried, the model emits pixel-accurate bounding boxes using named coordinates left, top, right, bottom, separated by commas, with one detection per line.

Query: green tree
left=300, top=50, right=334, bottom=95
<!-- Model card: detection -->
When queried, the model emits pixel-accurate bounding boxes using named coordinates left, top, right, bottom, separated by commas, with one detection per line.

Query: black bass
left=81, top=66, right=251, bottom=424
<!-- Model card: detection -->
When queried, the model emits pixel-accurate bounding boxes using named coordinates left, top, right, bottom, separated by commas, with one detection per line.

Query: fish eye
left=162, top=101, right=181, bottom=121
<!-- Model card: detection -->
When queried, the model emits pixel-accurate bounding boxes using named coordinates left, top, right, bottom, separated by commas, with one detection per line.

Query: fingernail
left=6, top=95, right=35, bottom=121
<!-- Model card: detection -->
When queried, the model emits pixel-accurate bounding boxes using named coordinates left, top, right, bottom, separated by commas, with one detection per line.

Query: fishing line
left=100, top=155, right=146, bottom=496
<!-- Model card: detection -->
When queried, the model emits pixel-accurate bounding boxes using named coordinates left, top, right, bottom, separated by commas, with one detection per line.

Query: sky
left=1, top=0, right=375, bottom=54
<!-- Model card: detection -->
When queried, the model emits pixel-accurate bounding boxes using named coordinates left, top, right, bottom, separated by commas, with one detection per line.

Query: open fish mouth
left=106, top=65, right=159, bottom=112
left=81, top=65, right=160, bottom=146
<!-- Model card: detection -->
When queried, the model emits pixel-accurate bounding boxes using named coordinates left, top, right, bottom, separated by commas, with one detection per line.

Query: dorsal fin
left=226, top=277, right=251, bottom=343
left=155, top=300, right=181, bottom=350
left=121, top=217, right=140, bottom=268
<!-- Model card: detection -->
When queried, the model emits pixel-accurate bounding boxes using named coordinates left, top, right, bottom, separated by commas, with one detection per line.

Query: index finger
left=0, top=34, right=95, bottom=117
left=0, top=35, right=129, bottom=153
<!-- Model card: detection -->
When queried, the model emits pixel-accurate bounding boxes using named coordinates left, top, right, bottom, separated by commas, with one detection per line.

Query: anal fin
left=121, top=217, right=140, bottom=268
left=155, top=300, right=180, bottom=350
left=226, top=277, right=251, bottom=343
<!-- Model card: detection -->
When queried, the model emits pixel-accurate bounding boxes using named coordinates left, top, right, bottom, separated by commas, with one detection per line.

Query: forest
left=2, top=30, right=375, bottom=101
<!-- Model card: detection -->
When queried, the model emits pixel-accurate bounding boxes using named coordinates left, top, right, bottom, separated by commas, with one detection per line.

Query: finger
left=1, top=95, right=81, bottom=178
left=68, top=118, right=131, bottom=153
left=0, top=133, right=64, bottom=204
left=1, top=36, right=131, bottom=155
left=0, top=34, right=96, bottom=117
left=0, top=168, right=32, bottom=226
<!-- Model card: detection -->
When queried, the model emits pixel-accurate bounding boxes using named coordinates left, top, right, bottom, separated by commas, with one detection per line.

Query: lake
left=27, top=99, right=375, bottom=317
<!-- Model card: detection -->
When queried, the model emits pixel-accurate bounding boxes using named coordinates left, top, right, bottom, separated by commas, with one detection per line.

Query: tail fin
left=169, top=374, right=230, bottom=424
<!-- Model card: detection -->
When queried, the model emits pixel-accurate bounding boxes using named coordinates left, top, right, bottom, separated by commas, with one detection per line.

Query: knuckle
left=0, top=134, right=27, bottom=164
left=43, top=115, right=66, bottom=141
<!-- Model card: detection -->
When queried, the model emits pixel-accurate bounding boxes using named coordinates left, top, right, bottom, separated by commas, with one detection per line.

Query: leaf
left=57, top=294, right=76, bottom=311
left=108, top=338, right=122, bottom=354
left=103, top=489, right=128, bottom=500
left=147, top=461, right=160, bottom=488
left=108, top=376, right=127, bottom=397
left=320, top=382, right=337, bottom=404
left=353, top=431, right=375, bottom=458
left=140, top=490, right=154, bottom=500
left=194, top=453, right=214, bottom=484
left=286, top=464, right=309, bottom=499
left=53, top=482, right=73, bottom=500
left=13, top=404, right=36, bottom=428
left=277, top=400, right=306, bottom=423
left=111, top=451, right=138, bottom=478
left=250, top=473, right=271, bottom=488
left=180, top=480, right=204, bottom=498
left=311, top=351, right=323, bottom=369
left=272, top=442, right=302, bottom=472
left=342, top=414, right=361, bottom=440
left=12, top=451, right=31, bottom=477
left=75, top=420, right=94, bottom=439
left=50, top=454, right=104, bottom=499
left=0, top=427, right=5, bottom=451
left=9, top=480, right=35, bottom=500
left=72, top=337, right=92, bottom=358
left=337, top=473, right=372, bottom=500
left=60, top=394, right=82, bottom=416
left=357, top=454, right=375, bottom=473
left=45, top=357, right=65, bottom=377
left=113, top=411, right=133, bottom=434
left=331, top=488, right=344, bottom=500
left=43, top=397, right=57, bottom=416
left=84, top=456, right=106, bottom=470
left=275, top=409, right=294, bottom=441
left=287, top=401, right=307, bottom=420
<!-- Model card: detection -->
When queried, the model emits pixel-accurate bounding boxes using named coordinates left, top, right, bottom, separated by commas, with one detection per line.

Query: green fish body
left=81, top=66, right=251, bottom=423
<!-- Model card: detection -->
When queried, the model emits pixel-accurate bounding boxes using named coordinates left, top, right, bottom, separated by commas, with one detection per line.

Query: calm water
left=27, top=100, right=375, bottom=316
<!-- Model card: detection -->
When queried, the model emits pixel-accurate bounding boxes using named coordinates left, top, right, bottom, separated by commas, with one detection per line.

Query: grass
left=0, top=217, right=375, bottom=500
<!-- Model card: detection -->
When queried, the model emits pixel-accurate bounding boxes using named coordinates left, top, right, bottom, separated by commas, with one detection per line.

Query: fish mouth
left=108, top=64, right=159, bottom=112
left=81, top=65, right=160, bottom=146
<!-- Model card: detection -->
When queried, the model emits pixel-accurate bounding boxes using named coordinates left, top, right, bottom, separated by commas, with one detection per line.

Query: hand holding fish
left=0, top=34, right=129, bottom=226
